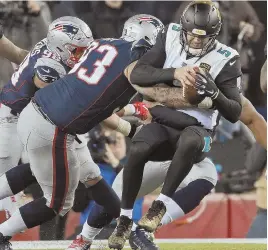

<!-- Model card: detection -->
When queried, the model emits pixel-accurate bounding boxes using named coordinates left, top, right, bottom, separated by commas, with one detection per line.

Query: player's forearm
left=102, top=114, right=134, bottom=137
left=132, top=84, right=192, bottom=108
left=239, top=96, right=267, bottom=149
left=246, top=116, right=267, bottom=150
left=17, top=48, right=29, bottom=64
left=213, top=91, right=242, bottom=123
left=102, top=114, right=126, bottom=130
left=0, top=36, right=28, bottom=64
left=130, top=64, right=175, bottom=87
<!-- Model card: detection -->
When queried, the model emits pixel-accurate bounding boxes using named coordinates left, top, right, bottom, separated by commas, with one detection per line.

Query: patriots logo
left=138, top=17, right=163, bottom=30
left=52, top=24, right=79, bottom=40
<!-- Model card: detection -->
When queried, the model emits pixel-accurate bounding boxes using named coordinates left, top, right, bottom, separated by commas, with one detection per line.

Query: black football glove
left=195, top=71, right=219, bottom=100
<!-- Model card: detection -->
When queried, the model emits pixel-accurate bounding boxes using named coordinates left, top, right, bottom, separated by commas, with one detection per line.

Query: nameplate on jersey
left=199, top=63, right=211, bottom=72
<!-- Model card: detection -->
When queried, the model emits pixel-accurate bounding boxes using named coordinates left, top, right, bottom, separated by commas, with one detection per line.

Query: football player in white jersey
left=65, top=90, right=266, bottom=250
left=109, top=1, right=243, bottom=249
left=123, top=95, right=266, bottom=249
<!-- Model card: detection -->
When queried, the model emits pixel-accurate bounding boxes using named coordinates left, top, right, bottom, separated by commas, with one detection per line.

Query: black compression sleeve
left=213, top=78, right=242, bottom=123
left=130, top=25, right=175, bottom=86
left=212, top=56, right=243, bottom=123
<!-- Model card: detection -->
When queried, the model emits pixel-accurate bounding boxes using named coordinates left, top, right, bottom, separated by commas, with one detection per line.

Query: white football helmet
left=121, top=14, right=164, bottom=46
left=47, top=16, right=94, bottom=68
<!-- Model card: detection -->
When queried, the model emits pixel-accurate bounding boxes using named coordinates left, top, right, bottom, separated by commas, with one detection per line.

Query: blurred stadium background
left=0, top=0, right=266, bottom=248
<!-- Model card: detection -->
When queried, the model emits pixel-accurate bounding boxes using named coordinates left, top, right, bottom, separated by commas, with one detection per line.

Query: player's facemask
left=180, top=30, right=216, bottom=57
left=65, top=44, right=87, bottom=68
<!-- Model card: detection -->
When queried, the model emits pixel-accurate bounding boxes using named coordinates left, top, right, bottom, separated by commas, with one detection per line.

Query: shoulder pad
left=34, top=57, right=66, bottom=84
left=165, top=23, right=181, bottom=54
left=169, top=23, right=181, bottom=33
left=204, top=41, right=240, bottom=79
left=215, top=41, right=239, bottom=60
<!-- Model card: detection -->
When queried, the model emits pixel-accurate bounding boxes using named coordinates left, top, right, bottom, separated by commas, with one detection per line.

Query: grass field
left=11, top=240, right=267, bottom=250
left=29, top=245, right=267, bottom=250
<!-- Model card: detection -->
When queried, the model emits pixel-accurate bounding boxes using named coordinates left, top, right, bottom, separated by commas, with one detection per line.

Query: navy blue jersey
left=0, top=39, right=69, bottom=114
left=35, top=38, right=149, bottom=134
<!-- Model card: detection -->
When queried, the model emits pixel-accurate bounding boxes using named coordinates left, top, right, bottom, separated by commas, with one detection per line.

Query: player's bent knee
left=83, top=175, right=102, bottom=187
left=179, top=128, right=203, bottom=150
left=178, top=127, right=211, bottom=154
left=185, top=158, right=218, bottom=188
left=196, top=158, right=218, bottom=186
left=6, top=163, right=36, bottom=194
left=79, top=160, right=101, bottom=187
left=20, top=197, right=56, bottom=229
left=129, top=141, right=152, bottom=159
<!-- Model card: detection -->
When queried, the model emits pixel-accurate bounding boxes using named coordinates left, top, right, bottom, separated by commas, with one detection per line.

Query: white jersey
left=163, top=23, right=240, bottom=130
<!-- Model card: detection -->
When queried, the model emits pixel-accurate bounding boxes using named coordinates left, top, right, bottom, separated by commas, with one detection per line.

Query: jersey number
left=11, top=54, right=30, bottom=86
left=217, top=48, right=231, bottom=58
left=69, top=42, right=118, bottom=85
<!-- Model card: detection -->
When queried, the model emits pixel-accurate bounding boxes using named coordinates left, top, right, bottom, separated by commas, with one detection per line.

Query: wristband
left=123, top=104, right=136, bottom=116
left=115, top=119, right=131, bottom=136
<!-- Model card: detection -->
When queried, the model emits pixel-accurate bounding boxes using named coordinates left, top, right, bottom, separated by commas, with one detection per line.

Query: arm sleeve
left=213, top=56, right=243, bottom=123
left=34, top=57, right=66, bottom=84
left=130, top=25, right=175, bottom=86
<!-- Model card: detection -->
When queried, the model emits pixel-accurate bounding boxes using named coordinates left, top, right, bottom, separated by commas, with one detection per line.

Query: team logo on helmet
left=138, top=17, right=163, bottom=30
left=192, top=28, right=206, bottom=36
left=52, top=24, right=79, bottom=40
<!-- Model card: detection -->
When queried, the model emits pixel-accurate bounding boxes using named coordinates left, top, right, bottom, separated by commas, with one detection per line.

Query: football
left=183, top=67, right=206, bottom=105
left=183, top=85, right=204, bottom=105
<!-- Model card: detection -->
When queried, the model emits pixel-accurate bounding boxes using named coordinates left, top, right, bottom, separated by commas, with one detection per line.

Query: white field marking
left=11, top=238, right=267, bottom=249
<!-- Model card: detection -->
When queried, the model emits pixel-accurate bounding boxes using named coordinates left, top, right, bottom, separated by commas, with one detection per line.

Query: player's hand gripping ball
left=182, top=67, right=205, bottom=105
